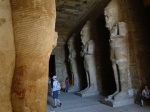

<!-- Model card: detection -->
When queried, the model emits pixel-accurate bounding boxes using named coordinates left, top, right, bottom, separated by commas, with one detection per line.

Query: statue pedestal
left=100, top=96, right=135, bottom=107
left=76, top=90, right=99, bottom=97
left=69, top=86, right=80, bottom=93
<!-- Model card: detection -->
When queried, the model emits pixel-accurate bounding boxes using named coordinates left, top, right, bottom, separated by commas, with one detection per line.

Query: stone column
left=11, top=0, right=56, bottom=112
left=76, top=21, right=99, bottom=97
left=68, top=34, right=80, bottom=92
left=0, top=0, right=15, bottom=112
left=100, top=0, right=134, bottom=107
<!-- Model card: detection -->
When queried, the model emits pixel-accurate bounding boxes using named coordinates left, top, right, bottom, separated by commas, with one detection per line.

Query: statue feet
left=78, top=87, right=89, bottom=94
left=69, top=86, right=80, bottom=93
left=113, top=91, right=129, bottom=100
left=76, top=86, right=99, bottom=97
left=105, top=90, right=119, bottom=101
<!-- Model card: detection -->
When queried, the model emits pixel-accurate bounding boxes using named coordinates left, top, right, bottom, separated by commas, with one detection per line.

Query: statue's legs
left=114, top=63, right=129, bottom=100
left=72, top=72, right=74, bottom=86
left=76, top=57, right=99, bottom=96
left=78, top=71, right=90, bottom=93
left=79, top=70, right=98, bottom=94
left=69, top=62, right=80, bottom=92
left=106, top=64, right=120, bottom=100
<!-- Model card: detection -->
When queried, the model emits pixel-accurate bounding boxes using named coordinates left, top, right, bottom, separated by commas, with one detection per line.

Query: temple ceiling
left=143, top=0, right=150, bottom=6
left=55, top=0, right=110, bottom=37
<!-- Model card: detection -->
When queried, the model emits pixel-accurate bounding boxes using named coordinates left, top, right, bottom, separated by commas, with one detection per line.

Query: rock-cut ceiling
left=55, top=0, right=110, bottom=37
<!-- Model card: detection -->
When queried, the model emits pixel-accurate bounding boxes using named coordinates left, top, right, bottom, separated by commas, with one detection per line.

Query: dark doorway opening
left=49, top=55, right=56, bottom=78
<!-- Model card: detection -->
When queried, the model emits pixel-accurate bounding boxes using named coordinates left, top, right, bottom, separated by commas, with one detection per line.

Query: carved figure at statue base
left=76, top=21, right=99, bottom=97
left=68, top=34, right=80, bottom=92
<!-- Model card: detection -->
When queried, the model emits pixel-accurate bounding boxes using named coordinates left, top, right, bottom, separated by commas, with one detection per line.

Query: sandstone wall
left=11, top=0, right=56, bottom=111
left=0, top=0, right=15, bottom=112
left=117, top=0, right=150, bottom=90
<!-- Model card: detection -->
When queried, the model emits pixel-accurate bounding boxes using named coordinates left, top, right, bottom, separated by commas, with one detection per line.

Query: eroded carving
left=11, top=0, right=56, bottom=111
left=77, top=21, right=99, bottom=97
left=68, top=33, right=80, bottom=92
left=104, top=0, right=130, bottom=100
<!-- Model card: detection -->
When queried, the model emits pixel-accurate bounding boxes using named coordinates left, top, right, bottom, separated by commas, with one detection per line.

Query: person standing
left=65, top=77, right=69, bottom=93
left=52, top=75, right=62, bottom=108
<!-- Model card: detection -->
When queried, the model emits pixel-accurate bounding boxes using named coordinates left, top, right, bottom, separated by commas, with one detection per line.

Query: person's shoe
left=58, top=103, right=62, bottom=107
left=53, top=106, right=57, bottom=108
left=141, top=104, right=144, bottom=107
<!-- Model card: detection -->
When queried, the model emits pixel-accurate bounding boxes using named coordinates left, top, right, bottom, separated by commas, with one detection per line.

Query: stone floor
left=47, top=91, right=150, bottom=112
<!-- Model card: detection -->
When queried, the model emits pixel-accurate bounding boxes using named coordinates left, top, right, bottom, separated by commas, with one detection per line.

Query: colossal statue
left=68, top=34, right=80, bottom=92
left=0, top=1, right=15, bottom=111
left=104, top=0, right=130, bottom=100
left=77, top=21, right=99, bottom=97
left=11, top=0, right=56, bottom=112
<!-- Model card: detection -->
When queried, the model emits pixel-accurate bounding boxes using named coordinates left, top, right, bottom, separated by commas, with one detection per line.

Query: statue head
left=104, top=0, right=119, bottom=30
left=68, top=33, right=75, bottom=51
left=80, top=21, right=91, bottom=45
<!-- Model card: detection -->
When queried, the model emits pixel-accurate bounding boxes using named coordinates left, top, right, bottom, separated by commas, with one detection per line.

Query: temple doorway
left=49, top=55, right=56, bottom=78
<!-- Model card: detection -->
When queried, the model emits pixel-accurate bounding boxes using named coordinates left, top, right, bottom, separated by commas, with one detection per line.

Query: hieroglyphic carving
left=117, top=0, right=140, bottom=90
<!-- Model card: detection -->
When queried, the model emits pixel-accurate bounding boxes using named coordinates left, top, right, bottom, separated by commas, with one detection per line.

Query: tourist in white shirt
left=52, top=75, right=62, bottom=108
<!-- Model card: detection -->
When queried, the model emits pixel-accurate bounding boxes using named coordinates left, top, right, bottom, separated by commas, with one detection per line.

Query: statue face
left=80, top=27, right=90, bottom=45
left=68, top=42, right=73, bottom=52
left=104, top=9, right=116, bottom=30
left=104, top=0, right=118, bottom=30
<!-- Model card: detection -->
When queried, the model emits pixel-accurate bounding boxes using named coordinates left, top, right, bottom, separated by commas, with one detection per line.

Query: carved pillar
left=0, top=0, right=15, bottom=112
left=11, top=0, right=56, bottom=112
left=100, top=0, right=134, bottom=107
left=76, top=21, right=99, bottom=97
left=68, top=34, right=80, bottom=92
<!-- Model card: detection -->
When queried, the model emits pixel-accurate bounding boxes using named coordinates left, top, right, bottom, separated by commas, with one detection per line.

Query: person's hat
left=52, top=75, right=57, bottom=79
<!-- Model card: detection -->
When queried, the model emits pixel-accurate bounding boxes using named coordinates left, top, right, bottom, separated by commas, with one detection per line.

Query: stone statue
left=104, top=0, right=129, bottom=100
left=67, top=33, right=80, bottom=92
left=77, top=21, right=99, bottom=97
left=11, top=0, right=56, bottom=111
left=109, top=22, right=129, bottom=100
left=0, top=1, right=15, bottom=111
